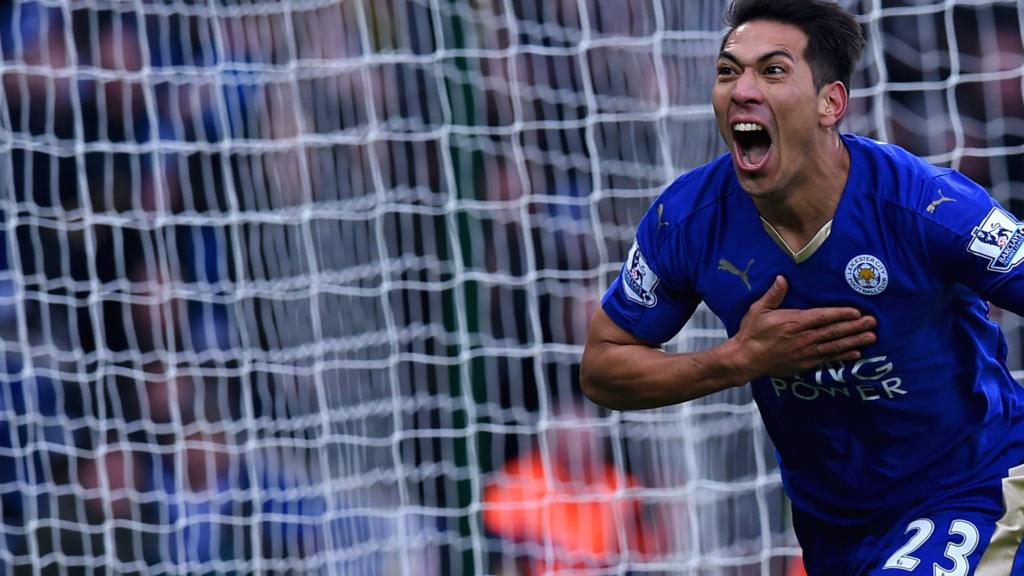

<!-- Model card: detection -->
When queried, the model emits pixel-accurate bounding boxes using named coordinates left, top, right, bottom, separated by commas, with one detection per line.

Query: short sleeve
left=922, top=171, right=1024, bottom=315
left=601, top=201, right=701, bottom=345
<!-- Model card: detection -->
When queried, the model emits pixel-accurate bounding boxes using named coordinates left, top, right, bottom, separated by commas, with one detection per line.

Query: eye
left=764, top=64, right=786, bottom=75
left=717, top=64, right=737, bottom=77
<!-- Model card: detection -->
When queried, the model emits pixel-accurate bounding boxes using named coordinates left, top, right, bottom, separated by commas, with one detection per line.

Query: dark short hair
left=722, top=0, right=866, bottom=90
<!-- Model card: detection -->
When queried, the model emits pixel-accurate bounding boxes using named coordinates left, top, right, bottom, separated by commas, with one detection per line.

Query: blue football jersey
left=602, top=134, right=1024, bottom=526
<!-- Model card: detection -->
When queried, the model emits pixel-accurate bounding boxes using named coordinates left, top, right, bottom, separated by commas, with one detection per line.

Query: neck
left=754, top=131, right=850, bottom=244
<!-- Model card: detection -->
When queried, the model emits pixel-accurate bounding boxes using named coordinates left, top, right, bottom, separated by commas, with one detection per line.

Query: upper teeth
left=733, top=123, right=763, bottom=132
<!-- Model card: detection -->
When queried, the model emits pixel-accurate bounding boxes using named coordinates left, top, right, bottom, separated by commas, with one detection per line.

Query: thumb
left=756, top=275, right=788, bottom=310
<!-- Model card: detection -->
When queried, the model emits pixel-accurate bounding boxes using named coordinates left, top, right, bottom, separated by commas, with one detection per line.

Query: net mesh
left=1, top=0, right=1021, bottom=574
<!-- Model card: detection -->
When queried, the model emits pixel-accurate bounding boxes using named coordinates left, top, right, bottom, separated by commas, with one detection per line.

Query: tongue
left=744, top=142, right=770, bottom=166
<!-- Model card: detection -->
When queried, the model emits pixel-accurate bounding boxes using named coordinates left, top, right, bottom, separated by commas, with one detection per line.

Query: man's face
left=712, top=20, right=825, bottom=198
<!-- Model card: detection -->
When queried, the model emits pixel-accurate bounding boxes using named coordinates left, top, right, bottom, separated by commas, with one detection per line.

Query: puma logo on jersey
left=718, top=258, right=753, bottom=290
left=657, top=204, right=670, bottom=228
left=926, top=189, right=955, bottom=213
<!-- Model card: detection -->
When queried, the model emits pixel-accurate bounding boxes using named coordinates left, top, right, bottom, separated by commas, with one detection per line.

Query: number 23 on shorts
left=878, top=518, right=980, bottom=575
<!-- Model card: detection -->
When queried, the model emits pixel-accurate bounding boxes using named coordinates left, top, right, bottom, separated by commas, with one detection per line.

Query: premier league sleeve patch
left=622, top=240, right=660, bottom=307
left=967, top=207, right=1024, bottom=272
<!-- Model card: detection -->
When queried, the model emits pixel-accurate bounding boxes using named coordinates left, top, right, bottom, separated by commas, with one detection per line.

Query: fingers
left=797, top=318, right=877, bottom=369
left=800, top=307, right=868, bottom=328
left=809, top=315, right=877, bottom=345
left=757, top=314, right=877, bottom=377
left=812, top=330, right=877, bottom=357
left=754, top=275, right=788, bottom=311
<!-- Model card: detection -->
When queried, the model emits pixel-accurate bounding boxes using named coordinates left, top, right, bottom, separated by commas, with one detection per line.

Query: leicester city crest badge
left=845, top=254, right=888, bottom=296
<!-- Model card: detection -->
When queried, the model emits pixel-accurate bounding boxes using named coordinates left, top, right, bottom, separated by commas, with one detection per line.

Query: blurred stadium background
left=0, top=0, right=1021, bottom=574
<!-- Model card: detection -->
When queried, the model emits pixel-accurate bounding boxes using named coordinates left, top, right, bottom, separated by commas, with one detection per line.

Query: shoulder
left=846, top=134, right=945, bottom=203
left=846, top=136, right=1009, bottom=273
left=650, top=153, right=739, bottom=232
left=845, top=134, right=991, bottom=217
left=630, top=154, right=737, bottom=283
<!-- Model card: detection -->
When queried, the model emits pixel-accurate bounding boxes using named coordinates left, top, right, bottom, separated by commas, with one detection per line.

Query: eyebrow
left=718, top=49, right=795, bottom=66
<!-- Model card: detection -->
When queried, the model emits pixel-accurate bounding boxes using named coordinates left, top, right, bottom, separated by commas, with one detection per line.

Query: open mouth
left=732, top=122, right=772, bottom=172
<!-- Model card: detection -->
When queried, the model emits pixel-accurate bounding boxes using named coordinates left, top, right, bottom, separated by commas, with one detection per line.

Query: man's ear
left=818, top=81, right=849, bottom=128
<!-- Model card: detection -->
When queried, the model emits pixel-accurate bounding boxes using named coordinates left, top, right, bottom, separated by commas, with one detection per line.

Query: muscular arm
left=581, top=276, right=877, bottom=410
left=580, top=308, right=751, bottom=409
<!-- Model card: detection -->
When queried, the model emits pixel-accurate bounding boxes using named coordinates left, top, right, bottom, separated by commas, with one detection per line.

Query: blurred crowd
left=0, top=2, right=387, bottom=573
left=0, top=0, right=1020, bottom=575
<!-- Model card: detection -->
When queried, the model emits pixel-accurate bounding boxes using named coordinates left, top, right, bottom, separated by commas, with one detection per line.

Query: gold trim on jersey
left=975, top=462, right=1024, bottom=575
left=760, top=218, right=833, bottom=263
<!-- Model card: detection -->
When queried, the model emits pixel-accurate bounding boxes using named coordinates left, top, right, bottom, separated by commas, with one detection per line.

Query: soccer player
left=579, top=0, right=1024, bottom=574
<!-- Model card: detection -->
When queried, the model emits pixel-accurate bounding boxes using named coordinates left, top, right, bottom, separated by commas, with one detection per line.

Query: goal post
left=1, top=0, right=1022, bottom=574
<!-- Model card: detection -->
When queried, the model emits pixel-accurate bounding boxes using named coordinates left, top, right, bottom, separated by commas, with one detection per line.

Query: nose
left=731, top=69, right=764, bottom=105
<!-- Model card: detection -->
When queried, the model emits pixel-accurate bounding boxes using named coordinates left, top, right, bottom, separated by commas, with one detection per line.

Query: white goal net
left=1, top=0, right=1021, bottom=574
